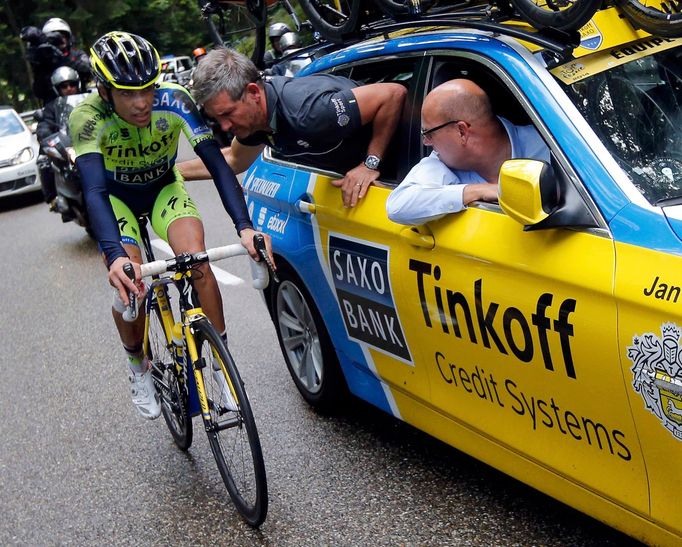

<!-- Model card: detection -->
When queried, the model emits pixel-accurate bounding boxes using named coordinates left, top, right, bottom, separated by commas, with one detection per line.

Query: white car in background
left=159, top=55, right=193, bottom=87
left=0, top=106, right=40, bottom=199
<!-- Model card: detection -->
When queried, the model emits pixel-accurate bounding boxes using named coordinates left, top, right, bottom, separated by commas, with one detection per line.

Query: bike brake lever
left=253, top=234, right=279, bottom=284
left=122, top=262, right=138, bottom=322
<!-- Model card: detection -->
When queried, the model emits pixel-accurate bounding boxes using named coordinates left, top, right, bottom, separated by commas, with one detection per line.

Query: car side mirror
left=498, top=159, right=559, bottom=227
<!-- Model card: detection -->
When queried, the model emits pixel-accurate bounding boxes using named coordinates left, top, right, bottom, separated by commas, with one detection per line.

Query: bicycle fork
left=184, top=317, right=241, bottom=429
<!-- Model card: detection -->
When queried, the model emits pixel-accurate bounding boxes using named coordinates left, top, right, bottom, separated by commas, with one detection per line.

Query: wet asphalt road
left=0, top=140, right=642, bottom=546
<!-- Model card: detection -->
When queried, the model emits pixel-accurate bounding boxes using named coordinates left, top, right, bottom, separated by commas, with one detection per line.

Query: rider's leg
left=166, top=216, right=226, bottom=333
left=107, top=196, right=160, bottom=419
left=110, top=242, right=146, bottom=369
left=151, top=181, right=226, bottom=333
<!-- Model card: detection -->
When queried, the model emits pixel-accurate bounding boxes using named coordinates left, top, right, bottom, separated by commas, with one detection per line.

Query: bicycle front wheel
left=298, top=0, right=361, bottom=42
left=148, top=298, right=193, bottom=451
left=615, top=0, right=682, bottom=38
left=193, top=318, right=268, bottom=527
left=508, top=0, right=601, bottom=31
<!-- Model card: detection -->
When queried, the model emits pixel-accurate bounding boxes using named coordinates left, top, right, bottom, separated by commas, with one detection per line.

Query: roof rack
left=357, top=9, right=579, bottom=58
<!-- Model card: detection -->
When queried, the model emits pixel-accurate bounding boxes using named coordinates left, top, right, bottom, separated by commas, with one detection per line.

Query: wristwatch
left=364, top=154, right=381, bottom=171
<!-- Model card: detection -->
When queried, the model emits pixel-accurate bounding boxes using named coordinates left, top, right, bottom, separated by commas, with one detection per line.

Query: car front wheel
left=271, top=266, right=347, bottom=412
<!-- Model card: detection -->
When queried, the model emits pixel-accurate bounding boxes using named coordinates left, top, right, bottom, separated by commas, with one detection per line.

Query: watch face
left=365, top=155, right=381, bottom=170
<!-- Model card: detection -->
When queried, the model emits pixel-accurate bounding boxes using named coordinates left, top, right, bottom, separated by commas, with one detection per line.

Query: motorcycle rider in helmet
left=68, top=31, right=270, bottom=420
left=20, top=17, right=91, bottom=104
left=263, top=22, right=291, bottom=68
left=36, top=66, right=82, bottom=211
left=269, top=31, right=312, bottom=77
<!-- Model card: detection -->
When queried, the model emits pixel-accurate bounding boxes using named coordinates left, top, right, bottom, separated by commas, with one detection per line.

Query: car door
left=299, top=55, right=436, bottom=411
left=387, top=53, right=648, bottom=513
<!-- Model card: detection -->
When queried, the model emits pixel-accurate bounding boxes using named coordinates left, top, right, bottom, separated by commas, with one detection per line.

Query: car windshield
left=0, top=109, right=25, bottom=138
left=558, top=42, right=682, bottom=205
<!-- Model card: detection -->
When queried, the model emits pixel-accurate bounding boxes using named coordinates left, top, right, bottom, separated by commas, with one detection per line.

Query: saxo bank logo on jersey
left=628, top=322, right=682, bottom=440
left=329, top=234, right=411, bottom=362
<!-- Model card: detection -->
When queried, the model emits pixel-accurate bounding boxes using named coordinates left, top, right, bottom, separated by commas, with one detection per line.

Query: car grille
left=0, top=175, right=37, bottom=193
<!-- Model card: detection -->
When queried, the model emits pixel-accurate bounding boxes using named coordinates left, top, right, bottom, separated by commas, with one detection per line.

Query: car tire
left=268, top=263, right=348, bottom=413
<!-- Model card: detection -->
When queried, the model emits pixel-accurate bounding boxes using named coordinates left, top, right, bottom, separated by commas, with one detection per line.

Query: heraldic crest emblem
left=628, top=322, right=682, bottom=440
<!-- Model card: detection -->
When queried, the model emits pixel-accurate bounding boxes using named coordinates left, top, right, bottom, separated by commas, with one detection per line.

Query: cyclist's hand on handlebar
left=239, top=228, right=275, bottom=268
left=108, top=257, right=143, bottom=306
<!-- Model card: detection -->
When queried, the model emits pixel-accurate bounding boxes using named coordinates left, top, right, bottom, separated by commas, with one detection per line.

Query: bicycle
left=298, top=0, right=682, bottom=43
left=197, top=0, right=306, bottom=67
left=122, top=217, right=275, bottom=527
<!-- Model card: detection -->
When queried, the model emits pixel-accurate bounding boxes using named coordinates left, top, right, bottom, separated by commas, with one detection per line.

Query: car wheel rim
left=276, top=281, right=324, bottom=394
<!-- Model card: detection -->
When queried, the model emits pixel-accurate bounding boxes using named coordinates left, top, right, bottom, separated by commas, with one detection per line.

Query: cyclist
left=69, top=31, right=271, bottom=420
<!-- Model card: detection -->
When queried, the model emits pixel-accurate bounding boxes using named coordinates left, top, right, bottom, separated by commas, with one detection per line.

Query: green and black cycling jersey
left=69, top=82, right=252, bottom=265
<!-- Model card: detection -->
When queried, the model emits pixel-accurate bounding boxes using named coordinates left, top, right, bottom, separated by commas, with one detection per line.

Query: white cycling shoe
left=129, top=363, right=161, bottom=420
left=213, top=368, right=239, bottom=412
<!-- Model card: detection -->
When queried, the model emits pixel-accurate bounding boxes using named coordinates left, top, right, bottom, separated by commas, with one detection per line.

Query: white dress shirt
left=386, top=117, right=550, bottom=225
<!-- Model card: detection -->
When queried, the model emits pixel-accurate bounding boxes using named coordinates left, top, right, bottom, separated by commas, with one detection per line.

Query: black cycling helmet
left=90, top=31, right=160, bottom=90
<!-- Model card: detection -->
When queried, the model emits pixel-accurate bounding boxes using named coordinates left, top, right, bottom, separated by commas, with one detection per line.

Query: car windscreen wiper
left=655, top=195, right=682, bottom=207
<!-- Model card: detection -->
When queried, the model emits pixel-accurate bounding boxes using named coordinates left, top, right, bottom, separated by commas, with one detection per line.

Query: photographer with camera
left=20, top=17, right=90, bottom=104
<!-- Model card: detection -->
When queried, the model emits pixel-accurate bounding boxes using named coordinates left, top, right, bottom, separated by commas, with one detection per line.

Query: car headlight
left=11, top=147, right=34, bottom=165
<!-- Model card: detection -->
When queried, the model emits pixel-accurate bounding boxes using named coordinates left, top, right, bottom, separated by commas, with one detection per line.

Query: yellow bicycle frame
left=142, top=270, right=238, bottom=422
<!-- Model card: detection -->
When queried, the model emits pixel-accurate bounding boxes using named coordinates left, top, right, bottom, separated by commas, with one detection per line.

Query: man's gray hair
left=192, top=48, right=260, bottom=105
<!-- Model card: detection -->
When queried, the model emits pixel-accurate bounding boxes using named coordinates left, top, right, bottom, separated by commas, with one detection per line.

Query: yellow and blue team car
left=244, top=8, right=682, bottom=545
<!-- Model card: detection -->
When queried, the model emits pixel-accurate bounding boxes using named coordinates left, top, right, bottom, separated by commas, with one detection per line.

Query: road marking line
left=150, top=239, right=244, bottom=286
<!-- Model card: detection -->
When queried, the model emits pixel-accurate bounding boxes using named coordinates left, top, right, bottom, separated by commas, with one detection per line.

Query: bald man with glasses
left=386, top=79, right=550, bottom=226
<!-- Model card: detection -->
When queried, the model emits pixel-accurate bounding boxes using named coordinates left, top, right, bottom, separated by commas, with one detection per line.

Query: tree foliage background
left=0, top=0, right=212, bottom=110
left=0, top=0, right=309, bottom=111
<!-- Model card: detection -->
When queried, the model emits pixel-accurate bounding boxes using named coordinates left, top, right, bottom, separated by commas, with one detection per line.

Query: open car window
left=271, top=56, right=420, bottom=185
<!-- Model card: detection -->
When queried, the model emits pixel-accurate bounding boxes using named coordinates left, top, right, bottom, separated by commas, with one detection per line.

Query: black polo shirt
left=237, top=74, right=372, bottom=173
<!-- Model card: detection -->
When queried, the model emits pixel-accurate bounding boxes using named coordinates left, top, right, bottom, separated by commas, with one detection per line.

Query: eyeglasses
left=58, top=81, right=78, bottom=90
left=420, top=119, right=463, bottom=138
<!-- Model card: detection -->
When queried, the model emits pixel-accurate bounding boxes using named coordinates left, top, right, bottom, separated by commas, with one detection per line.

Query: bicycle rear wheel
left=201, top=0, right=267, bottom=67
left=148, top=297, right=193, bottom=451
left=298, top=0, right=361, bottom=42
left=508, top=0, right=601, bottom=31
left=615, top=0, right=682, bottom=38
left=193, top=318, right=268, bottom=527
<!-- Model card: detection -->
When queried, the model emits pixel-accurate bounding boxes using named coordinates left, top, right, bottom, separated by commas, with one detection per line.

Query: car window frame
left=422, top=50, right=608, bottom=233
left=267, top=53, right=428, bottom=186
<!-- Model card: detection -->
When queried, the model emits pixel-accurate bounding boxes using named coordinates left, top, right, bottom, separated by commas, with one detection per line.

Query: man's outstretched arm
left=332, top=82, right=407, bottom=207
left=177, top=139, right=265, bottom=180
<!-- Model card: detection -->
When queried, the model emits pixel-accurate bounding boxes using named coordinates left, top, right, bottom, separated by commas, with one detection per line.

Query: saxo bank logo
left=328, top=234, right=412, bottom=363
left=628, top=322, right=682, bottom=440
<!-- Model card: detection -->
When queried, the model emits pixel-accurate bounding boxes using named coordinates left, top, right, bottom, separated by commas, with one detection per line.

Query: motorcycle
left=37, top=92, right=92, bottom=236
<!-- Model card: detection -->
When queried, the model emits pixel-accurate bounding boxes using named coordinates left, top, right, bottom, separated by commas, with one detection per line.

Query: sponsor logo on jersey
left=156, top=117, right=169, bottom=132
left=115, top=159, right=171, bottom=184
left=154, top=88, right=194, bottom=115
left=104, top=134, right=173, bottom=158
